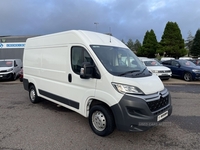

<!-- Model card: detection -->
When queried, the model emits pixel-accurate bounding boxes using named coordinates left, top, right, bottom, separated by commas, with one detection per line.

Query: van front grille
left=0, top=70, right=7, bottom=73
left=147, top=95, right=169, bottom=113
left=158, top=70, right=171, bottom=73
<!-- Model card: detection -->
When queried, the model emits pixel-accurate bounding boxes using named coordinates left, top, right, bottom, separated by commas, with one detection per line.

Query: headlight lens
left=151, top=70, right=158, bottom=73
left=7, top=68, right=13, bottom=72
left=112, top=83, right=144, bottom=95
left=192, top=69, right=200, bottom=73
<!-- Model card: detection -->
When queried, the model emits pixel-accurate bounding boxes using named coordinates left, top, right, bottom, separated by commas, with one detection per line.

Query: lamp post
left=94, top=22, right=99, bottom=31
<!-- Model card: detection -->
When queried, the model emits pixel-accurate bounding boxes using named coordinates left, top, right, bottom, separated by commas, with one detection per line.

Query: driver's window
left=172, top=61, right=179, bottom=67
left=71, top=46, right=93, bottom=74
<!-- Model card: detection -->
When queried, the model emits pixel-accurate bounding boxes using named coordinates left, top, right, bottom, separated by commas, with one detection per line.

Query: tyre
left=11, top=73, right=17, bottom=81
left=19, top=77, right=23, bottom=82
left=183, top=72, right=193, bottom=81
left=29, top=85, right=41, bottom=103
left=89, top=105, right=115, bottom=136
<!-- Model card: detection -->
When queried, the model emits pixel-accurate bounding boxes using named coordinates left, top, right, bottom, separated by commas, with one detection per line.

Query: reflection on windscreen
left=180, top=60, right=196, bottom=67
left=144, top=60, right=162, bottom=66
left=90, top=45, right=146, bottom=76
left=0, top=61, right=13, bottom=67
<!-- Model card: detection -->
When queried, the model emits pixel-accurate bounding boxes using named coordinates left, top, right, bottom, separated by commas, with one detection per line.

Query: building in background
left=0, top=35, right=37, bottom=61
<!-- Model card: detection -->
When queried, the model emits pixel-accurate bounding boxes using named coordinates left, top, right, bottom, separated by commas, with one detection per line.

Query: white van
left=179, top=57, right=192, bottom=60
left=161, top=57, right=175, bottom=62
left=0, top=59, right=22, bottom=80
left=23, top=30, right=172, bottom=136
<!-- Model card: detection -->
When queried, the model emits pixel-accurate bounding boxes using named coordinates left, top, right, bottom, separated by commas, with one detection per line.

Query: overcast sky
left=0, top=0, right=199, bottom=43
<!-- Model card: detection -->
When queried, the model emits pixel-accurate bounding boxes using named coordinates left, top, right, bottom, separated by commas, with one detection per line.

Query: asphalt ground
left=0, top=78, right=200, bottom=150
left=162, top=77, right=200, bottom=85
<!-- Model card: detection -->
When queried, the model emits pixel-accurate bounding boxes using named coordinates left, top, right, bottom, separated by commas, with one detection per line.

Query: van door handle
left=68, top=74, right=72, bottom=82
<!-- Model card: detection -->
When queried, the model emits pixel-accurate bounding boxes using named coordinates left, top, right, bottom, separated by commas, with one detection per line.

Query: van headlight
left=112, top=83, right=144, bottom=95
left=7, top=68, right=13, bottom=72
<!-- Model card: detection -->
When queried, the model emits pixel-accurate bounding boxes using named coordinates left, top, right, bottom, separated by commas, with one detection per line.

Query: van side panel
left=40, top=46, right=68, bottom=82
left=23, top=49, right=41, bottom=78
left=24, top=43, right=97, bottom=116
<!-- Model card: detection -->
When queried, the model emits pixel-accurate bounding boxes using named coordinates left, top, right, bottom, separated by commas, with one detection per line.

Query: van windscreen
left=0, top=61, right=13, bottom=67
left=90, top=45, right=151, bottom=77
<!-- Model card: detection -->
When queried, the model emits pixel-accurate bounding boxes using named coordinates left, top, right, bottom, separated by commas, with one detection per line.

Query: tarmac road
left=0, top=78, right=200, bottom=150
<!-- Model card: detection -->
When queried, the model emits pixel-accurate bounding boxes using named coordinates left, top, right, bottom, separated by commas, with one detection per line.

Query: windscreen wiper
left=119, top=70, right=140, bottom=76
left=136, top=67, right=146, bottom=76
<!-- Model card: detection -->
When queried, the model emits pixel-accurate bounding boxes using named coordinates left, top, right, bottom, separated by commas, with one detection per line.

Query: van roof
left=0, top=59, right=21, bottom=61
left=26, top=30, right=127, bottom=48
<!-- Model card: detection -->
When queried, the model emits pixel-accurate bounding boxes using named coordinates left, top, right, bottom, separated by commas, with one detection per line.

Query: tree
left=133, top=39, right=141, bottom=53
left=157, top=22, right=187, bottom=58
left=121, top=39, right=125, bottom=44
left=137, top=29, right=158, bottom=57
left=185, top=31, right=194, bottom=56
left=126, top=39, right=135, bottom=52
left=190, top=29, right=200, bottom=57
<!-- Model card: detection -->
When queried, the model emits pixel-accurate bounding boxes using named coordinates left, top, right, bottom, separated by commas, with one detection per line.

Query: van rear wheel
left=89, top=105, right=115, bottom=136
left=29, top=85, right=41, bottom=103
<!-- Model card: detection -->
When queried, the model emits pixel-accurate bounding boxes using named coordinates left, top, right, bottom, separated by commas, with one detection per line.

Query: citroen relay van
left=23, top=30, right=172, bottom=136
left=0, top=59, right=22, bottom=80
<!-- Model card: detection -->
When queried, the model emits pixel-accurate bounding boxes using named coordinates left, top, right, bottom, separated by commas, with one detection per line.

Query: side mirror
left=80, top=62, right=94, bottom=79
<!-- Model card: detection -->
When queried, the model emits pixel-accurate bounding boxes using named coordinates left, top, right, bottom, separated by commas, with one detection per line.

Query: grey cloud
left=0, top=0, right=200, bottom=43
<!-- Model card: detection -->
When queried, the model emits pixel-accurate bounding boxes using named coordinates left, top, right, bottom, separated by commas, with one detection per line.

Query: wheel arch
left=23, top=78, right=39, bottom=94
left=85, top=99, right=115, bottom=121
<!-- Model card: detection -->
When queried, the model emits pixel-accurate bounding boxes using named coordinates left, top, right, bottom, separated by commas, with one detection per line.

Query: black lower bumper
left=159, top=75, right=171, bottom=80
left=0, top=73, right=13, bottom=80
left=111, top=89, right=172, bottom=132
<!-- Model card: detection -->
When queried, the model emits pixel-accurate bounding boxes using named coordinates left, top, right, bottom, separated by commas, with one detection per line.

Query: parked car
left=19, top=68, right=23, bottom=82
left=161, top=57, right=175, bottom=62
left=179, top=57, right=192, bottom=60
left=0, top=59, right=22, bottom=81
left=139, top=58, right=172, bottom=80
left=189, top=59, right=200, bottom=66
left=162, top=59, right=200, bottom=81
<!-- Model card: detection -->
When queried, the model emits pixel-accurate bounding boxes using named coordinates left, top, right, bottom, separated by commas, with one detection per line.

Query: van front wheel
left=29, top=85, right=41, bottom=103
left=89, top=105, right=115, bottom=136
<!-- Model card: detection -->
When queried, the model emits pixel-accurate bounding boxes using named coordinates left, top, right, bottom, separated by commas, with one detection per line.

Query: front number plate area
left=157, top=111, right=168, bottom=121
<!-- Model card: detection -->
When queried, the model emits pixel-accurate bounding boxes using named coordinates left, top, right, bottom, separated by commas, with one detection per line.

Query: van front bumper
left=0, top=73, right=13, bottom=80
left=111, top=88, right=172, bottom=132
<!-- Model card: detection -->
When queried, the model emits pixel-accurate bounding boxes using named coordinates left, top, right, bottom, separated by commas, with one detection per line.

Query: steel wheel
left=184, top=72, right=192, bottom=81
left=29, top=85, right=40, bottom=103
left=89, top=105, right=115, bottom=136
left=30, top=88, right=36, bottom=101
left=92, top=111, right=106, bottom=131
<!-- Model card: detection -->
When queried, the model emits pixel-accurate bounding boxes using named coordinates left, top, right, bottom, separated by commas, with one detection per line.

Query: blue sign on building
left=6, top=44, right=25, bottom=47
left=0, top=43, right=25, bottom=49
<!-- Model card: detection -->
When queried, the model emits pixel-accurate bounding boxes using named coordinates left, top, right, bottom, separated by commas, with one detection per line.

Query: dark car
left=19, top=68, right=23, bottom=82
left=162, top=59, right=200, bottom=81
